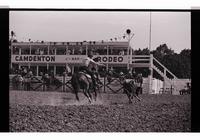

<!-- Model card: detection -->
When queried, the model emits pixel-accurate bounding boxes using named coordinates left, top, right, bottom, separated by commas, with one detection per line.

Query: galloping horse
left=71, top=71, right=98, bottom=103
left=119, top=73, right=141, bottom=104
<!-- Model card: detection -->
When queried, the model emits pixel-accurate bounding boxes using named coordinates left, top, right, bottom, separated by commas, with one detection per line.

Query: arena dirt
left=9, top=91, right=191, bottom=132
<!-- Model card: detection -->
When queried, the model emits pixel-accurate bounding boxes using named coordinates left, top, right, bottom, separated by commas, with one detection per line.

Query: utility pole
left=148, top=12, right=153, bottom=94
left=149, top=12, right=152, bottom=53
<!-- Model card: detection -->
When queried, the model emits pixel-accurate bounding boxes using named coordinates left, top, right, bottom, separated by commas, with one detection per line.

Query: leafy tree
left=151, top=44, right=191, bottom=79
left=179, top=49, right=191, bottom=78
left=134, top=48, right=150, bottom=55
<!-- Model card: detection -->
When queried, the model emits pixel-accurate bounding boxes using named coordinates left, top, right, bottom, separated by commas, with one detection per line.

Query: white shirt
left=83, top=57, right=96, bottom=67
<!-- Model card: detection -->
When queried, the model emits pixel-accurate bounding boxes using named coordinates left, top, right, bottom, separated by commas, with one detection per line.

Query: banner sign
left=11, top=55, right=128, bottom=64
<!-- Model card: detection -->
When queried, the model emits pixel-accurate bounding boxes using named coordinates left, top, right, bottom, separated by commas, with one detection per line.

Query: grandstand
left=9, top=41, right=187, bottom=94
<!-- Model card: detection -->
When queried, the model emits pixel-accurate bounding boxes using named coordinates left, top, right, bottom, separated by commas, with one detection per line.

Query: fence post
left=42, top=80, right=45, bottom=91
left=103, top=76, right=106, bottom=93
left=63, top=73, right=66, bottom=92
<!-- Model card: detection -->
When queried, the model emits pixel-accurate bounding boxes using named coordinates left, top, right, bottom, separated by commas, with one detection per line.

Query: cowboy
left=132, top=70, right=137, bottom=79
left=82, top=52, right=104, bottom=86
left=119, top=71, right=124, bottom=77
left=21, top=67, right=27, bottom=77
left=126, top=70, right=133, bottom=79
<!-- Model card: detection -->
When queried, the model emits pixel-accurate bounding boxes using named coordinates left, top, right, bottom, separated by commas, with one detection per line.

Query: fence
left=9, top=74, right=150, bottom=94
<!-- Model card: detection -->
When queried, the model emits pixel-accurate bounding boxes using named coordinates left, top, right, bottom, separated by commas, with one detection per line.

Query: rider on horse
left=82, top=52, right=104, bottom=87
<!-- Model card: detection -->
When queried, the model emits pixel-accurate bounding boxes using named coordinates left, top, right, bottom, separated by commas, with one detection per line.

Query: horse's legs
left=73, top=88, right=79, bottom=101
left=136, top=87, right=139, bottom=96
left=127, top=93, right=132, bottom=104
left=87, top=91, right=92, bottom=103
left=93, top=85, right=97, bottom=101
left=83, top=90, right=91, bottom=103
left=87, top=85, right=92, bottom=103
left=132, top=87, right=141, bottom=101
left=82, top=85, right=92, bottom=103
left=94, top=90, right=97, bottom=101
left=83, top=89, right=89, bottom=98
left=75, top=92, right=79, bottom=101
left=140, top=87, right=143, bottom=94
left=133, top=93, right=141, bottom=101
left=124, top=89, right=132, bottom=104
left=131, top=87, right=135, bottom=99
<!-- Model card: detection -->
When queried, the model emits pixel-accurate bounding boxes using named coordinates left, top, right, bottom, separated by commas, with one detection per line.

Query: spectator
left=39, top=49, right=44, bottom=55
left=119, top=50, right=125, bottom=55
left=36, top=49, right=40, bottom=55
left=126, top=70, right=133, bottom=79
left=21, top=67, right=27, bottom=77
left=132, top=70, right=137, bottom=79
left=25, top=70, right=33, bottom=91
left=39, top=72, right=43, bottom=76
left=42, top=73, right=50, bottom=91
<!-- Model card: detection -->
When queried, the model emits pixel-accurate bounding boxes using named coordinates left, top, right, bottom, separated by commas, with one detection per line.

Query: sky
left=9, top=11, right=191, bottom=53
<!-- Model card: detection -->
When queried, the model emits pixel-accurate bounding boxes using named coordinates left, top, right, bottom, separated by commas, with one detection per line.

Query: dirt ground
left=9, top=90, right=191, bottom=132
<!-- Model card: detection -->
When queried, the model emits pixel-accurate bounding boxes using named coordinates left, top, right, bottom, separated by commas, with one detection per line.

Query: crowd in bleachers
left=12, top=45, right=128, bottom=56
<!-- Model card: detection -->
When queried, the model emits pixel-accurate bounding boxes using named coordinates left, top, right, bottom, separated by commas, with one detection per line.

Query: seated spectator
left=39, top=49, right=44, bottom=55
left=35, top=49, right=40, bottom=55
left=126, top=70, right=133, bottom=79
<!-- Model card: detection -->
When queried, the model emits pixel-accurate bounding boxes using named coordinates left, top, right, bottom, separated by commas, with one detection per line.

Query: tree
left=152, top=43, right=191, bottom=79
left=180, top=49, right=191, bottom=58
left=133, top=48, right=150, bottom=55
left=179, top=49, right=191, bottom=78
left=156, top=43, right=174, bottom=55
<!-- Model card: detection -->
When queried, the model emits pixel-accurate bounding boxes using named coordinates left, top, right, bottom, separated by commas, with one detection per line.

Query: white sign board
left=11, top=55, right=129, bottom=64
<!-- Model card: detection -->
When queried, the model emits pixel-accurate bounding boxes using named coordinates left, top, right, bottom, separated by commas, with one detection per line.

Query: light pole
left=126, top=29, right=134, bottom=70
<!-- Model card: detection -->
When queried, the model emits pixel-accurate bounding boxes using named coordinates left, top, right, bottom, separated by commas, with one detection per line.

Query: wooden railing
left=153, top=57, right=178, bottom=79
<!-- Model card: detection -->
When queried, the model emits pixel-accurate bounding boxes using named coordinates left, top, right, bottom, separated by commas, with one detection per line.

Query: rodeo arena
left=9, top=30, right=191, bottom=132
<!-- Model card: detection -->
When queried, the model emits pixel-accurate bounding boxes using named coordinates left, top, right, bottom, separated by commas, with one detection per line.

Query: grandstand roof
left=12, top=41, right=129, bottom=48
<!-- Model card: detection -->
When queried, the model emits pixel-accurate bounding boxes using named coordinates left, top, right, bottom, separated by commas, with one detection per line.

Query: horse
left=119, top=74, right=141, bottom=104
left=71, top=71, right=98, bottom=103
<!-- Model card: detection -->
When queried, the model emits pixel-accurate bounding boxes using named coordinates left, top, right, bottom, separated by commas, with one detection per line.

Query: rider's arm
left=90, top=59, right=105, bottom=67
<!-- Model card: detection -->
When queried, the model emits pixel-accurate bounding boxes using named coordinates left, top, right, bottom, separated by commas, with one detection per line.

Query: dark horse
left=119, top=75, right=141, bottom=104
left=71, top=71, right=98, bottom=103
